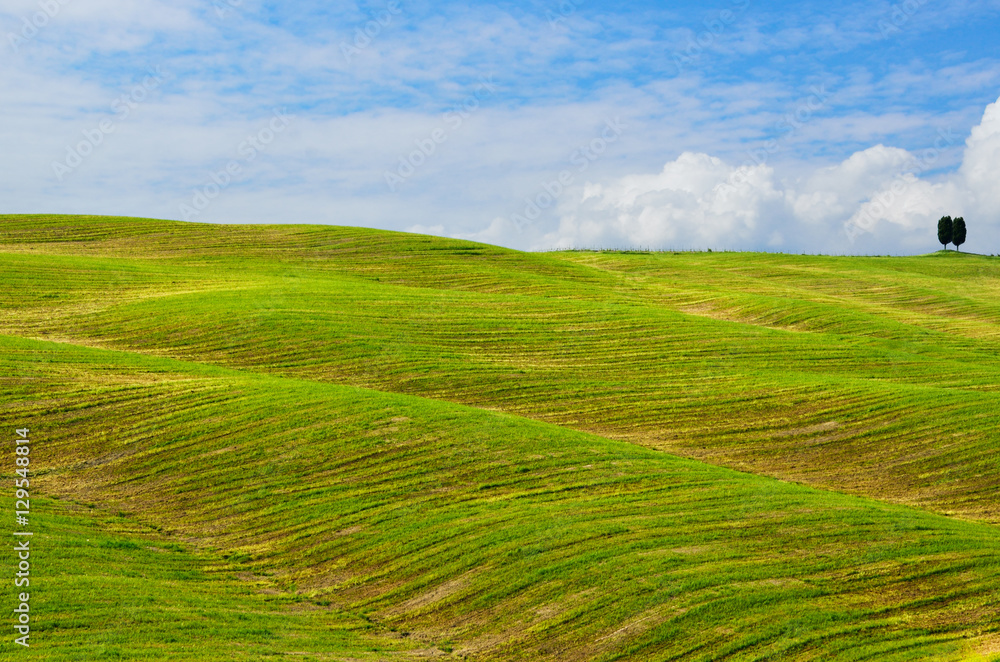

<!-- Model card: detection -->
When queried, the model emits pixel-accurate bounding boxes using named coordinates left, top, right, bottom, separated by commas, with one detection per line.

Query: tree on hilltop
left=953, top=217, right=966, bottom=251
left=937, top=216, right=953, bottom=250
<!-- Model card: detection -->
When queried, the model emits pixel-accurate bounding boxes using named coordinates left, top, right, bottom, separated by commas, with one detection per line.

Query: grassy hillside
left=8, top=495, right=405, bottom=661
left=2, top=215, right=1000, bottom=660
left=3, top=215, right=999, bottom=521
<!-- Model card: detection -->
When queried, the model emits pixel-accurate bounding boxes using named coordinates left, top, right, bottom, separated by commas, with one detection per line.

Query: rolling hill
left=2, top=214, right=999, bottom=660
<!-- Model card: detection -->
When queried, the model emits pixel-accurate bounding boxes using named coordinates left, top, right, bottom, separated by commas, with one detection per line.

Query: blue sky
left=2, top=0, right=1000, bottom=253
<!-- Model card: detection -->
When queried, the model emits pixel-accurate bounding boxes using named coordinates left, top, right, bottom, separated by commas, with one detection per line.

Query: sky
left=2, top=0, right=1000, bottom=254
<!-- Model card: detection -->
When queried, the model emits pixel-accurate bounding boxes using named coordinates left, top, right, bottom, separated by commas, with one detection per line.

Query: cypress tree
left=937, top=216, right=953, bottom=250
left=953, top=217, right=966, bottom=251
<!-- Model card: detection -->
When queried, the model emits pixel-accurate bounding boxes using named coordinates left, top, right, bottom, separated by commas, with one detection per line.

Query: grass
left=2, top=214, right=1000, bottom=660
left=0, top=492, right=415, bottom=660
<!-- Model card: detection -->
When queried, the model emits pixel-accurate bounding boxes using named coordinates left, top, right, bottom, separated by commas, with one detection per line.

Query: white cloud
left=539, top=96, right=1000, bottom=254
left=792, top=145, right=916, bottom=224
left=960, top=96, right=1000, bottom=214
left=405, top=223, right=445, bottom=236
left=542, top=153, right=781, bottom=250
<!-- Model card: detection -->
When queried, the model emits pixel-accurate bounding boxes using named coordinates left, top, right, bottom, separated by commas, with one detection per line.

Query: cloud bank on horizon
left=1, top=0, right=1000, bottom=254
left=533, top=97, right=1000, bottom=253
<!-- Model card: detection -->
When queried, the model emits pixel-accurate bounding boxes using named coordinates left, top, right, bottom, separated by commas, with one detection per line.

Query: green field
left=2, top=215, right=999, bottom=660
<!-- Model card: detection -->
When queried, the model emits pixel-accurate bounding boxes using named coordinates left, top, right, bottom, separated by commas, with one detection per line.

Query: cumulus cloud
left=961, top=97, right=1000, bottom=214
left=541, top=96, right=1000, bottom=253
left=546, top=153, right=782, bottom=249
